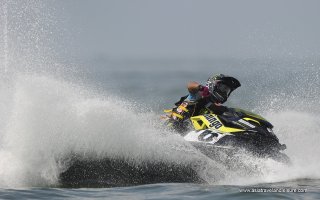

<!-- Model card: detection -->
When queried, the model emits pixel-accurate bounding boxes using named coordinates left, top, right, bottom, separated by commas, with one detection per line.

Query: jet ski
left=164, top=107, right=290, bottom=164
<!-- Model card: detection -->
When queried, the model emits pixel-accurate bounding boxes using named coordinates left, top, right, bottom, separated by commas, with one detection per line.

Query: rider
left=165, top=74, right=241, bottom=132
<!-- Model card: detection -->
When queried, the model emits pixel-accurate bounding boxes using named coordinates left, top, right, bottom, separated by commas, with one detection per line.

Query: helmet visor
left=216, top=83, right=231, bottom=96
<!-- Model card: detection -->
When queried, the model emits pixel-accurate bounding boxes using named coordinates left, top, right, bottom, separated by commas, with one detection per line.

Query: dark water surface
left=1, top=179, right=318, bottom=200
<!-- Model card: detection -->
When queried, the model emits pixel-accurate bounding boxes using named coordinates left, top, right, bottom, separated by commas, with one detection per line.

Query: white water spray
left=0, top=74, right=214, bottom=187
left=0, top=1, right=8, bottom=73
left=3, top=2, right=8, bottom=73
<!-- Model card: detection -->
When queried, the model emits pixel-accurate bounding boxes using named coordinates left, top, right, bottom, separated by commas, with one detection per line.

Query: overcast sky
left=42, top=0, right=320, bottom=60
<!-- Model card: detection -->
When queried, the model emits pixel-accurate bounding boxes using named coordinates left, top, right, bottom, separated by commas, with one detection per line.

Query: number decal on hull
left=204, top=114, right=223, bottom=129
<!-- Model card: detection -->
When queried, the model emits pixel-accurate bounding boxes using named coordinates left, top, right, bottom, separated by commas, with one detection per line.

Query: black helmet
left=206, top=74, right=241, bottom=103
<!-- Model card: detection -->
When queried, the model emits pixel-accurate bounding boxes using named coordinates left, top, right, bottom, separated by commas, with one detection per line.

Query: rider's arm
left=187, top=81, right=209, bottom=101
left=187, top=81, right=202, bottom=94
left=186, top=82, right=201, bottom=102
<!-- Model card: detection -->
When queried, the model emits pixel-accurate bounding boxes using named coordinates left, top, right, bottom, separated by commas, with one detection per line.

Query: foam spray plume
left=258, top=66, right=320, bottom=183
left=0, top=75, right=212, bottom=187
left=0, top=1, right=209, bottom=187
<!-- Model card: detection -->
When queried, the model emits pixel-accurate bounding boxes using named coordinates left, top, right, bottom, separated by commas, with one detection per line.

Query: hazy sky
left=47, top=0, right=320, bottom=60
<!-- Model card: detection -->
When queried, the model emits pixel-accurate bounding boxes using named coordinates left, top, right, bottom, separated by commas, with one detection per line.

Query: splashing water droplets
left=0, top=1, right=8, bottom=73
